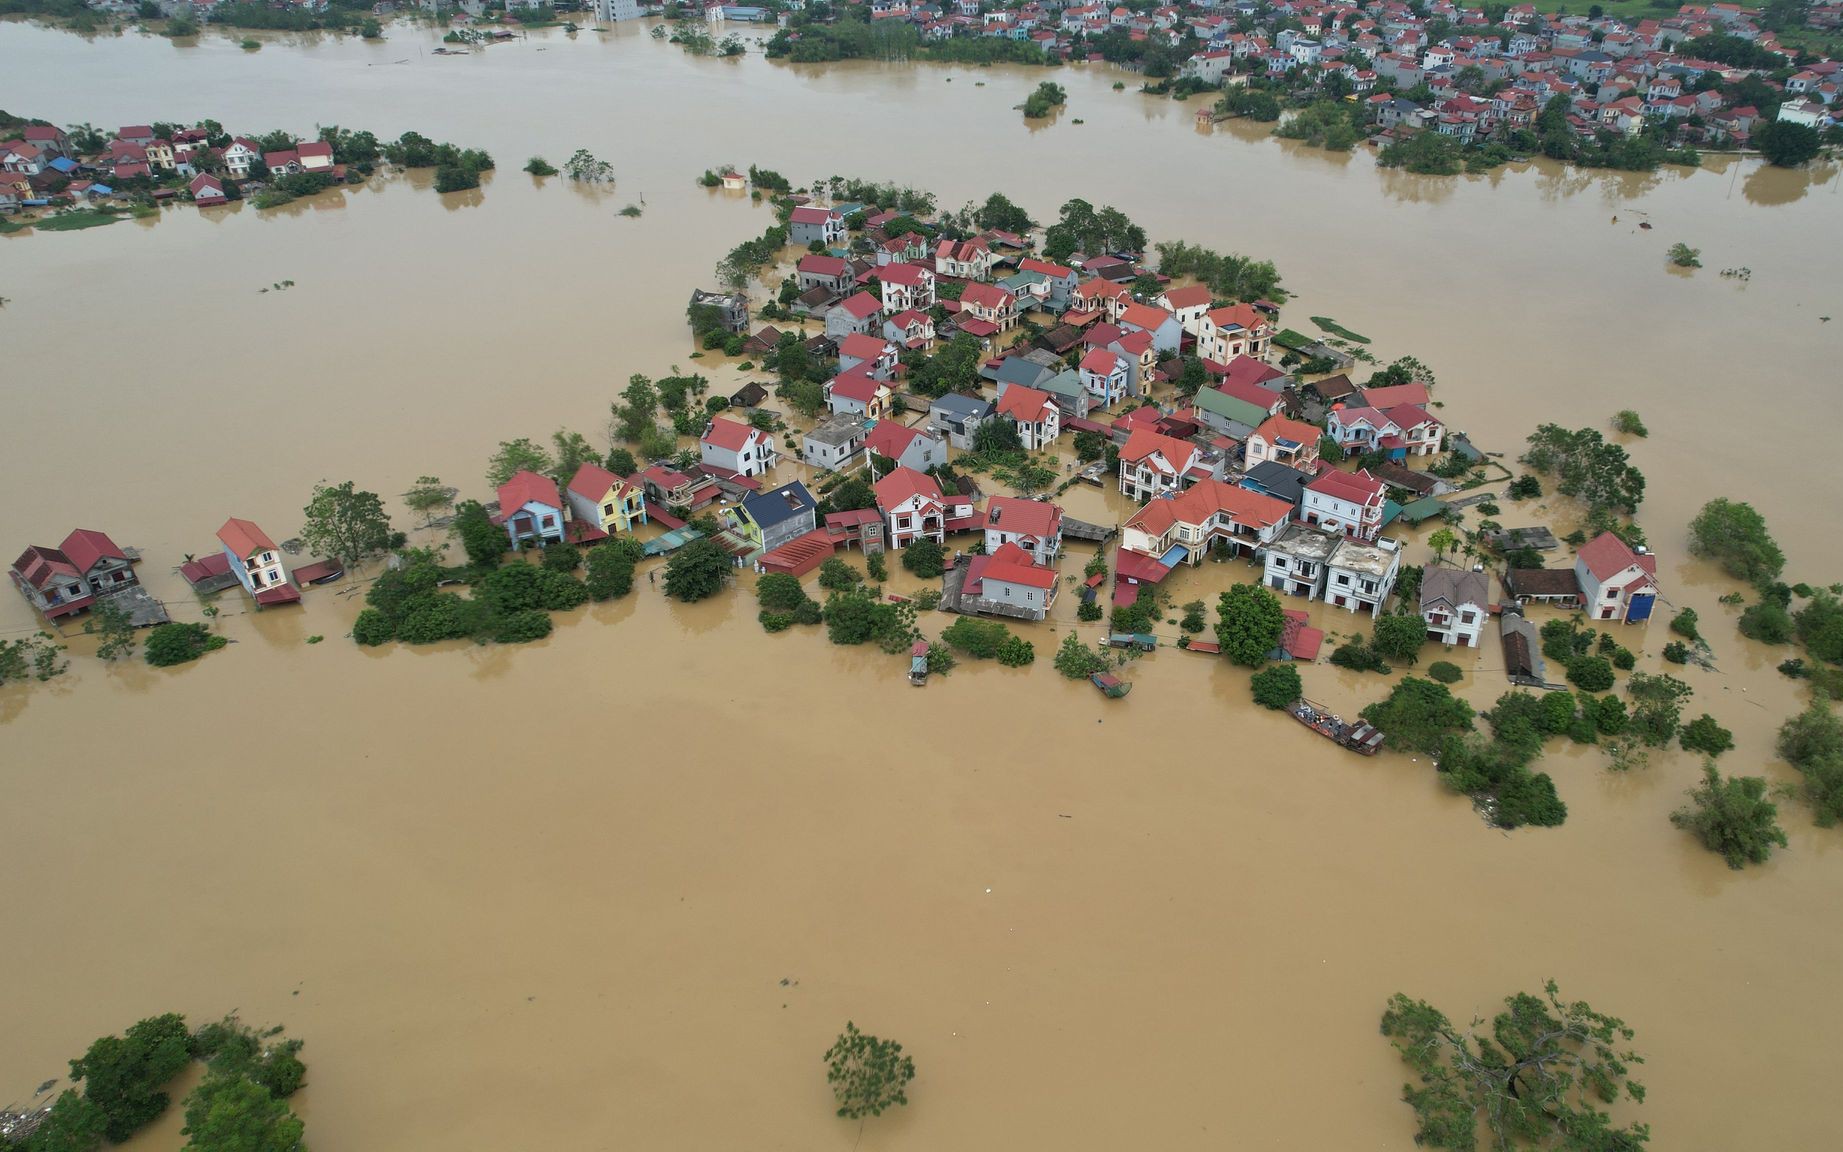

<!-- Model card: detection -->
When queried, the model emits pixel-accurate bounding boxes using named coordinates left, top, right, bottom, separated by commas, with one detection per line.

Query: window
left=604, top=504, right=614, bottom=517
left=1460, top=611, right=1475, bottom=624
left=1335, top=574, right=1350, bottom=586
left=261, top=552, right=273, bottom=563
left=896, top=516, right=910, bottom=529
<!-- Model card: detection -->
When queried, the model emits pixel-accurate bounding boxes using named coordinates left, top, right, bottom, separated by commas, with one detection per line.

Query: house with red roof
left=1355, top=382, right=1430, bottom=409
left=837, top=333, right=899, bottom=381
left=958, top=282, right=1019, bottom=332
left=1197, top=303, right=1274, bottom=363
left=1574, top=531, right=1658, bottom=623
left=9, top=529, right=139, bottom=620
left=217, top=517, right=299, bottom=605
left=21, top=124, right=70, bottom=158
left=865, top=420, right=947, bottom=473
left=1079, top=346, right=1133, bottom=408
left=1119, top=427, right=1206, bottom=502
left=1018, top=257, right=1079, bottom=308
left=296, top=139, right=335, bottom=174
left=797, top=253, right=853, bottom=296
left=825, top=291, right=882, bottom=342
left=935, top=235, right=995, bottom=281
left=1245, top=414, right=1322, bottom=471
left=640, top=462, right=720, bottom=514
left=223, top=138, right=262, bottom=180
left=790, top=204, right=847, bottom=247
left=700, top=417, right=779, bottom=479
left=996, top=383, right=1061, bottom=450
left=984, top=496, right=1064, bottom=564
left=117, top=125, right=155, bottom=147
left=1302, top=468, right=1387, bottom=541
left=188, top=172, right=227, bottom=207
left=1117, top=301, right=1182, bottom=355
left=824, top=363, right=892, bottom=420
left=960, top=541, right=1059, bottom=620
left=264, top=150, right=302, bottom=178
left=882, top=308, right=936, bottom=352
left=1156, top=283, right=1214, bottom=333
left=493, top=470, right=566, bottom=549
left=1073, top=277, right=1130, bottom=321
left=1121, top=480, right=1293, bottom=575
left=877, top=262, right=936, bottom=312
left=876, top=467, right=974, bottom=550
left=565, top=463, right=648, bottom=540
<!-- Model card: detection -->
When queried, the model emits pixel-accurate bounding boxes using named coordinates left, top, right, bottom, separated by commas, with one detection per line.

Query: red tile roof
left=60, top=529, right=126, bottom=575
left=829, top=365, right=883, bottom=404
left=1306, top=468, right=1385, bottom=505
left=864, top=420, right=926, bottom=459
left=790, top=205, right=841, bottom=224
left=874, top=466, right=945, bottom=512
left=798, top=253, right=849, bottom=277
left=959, top=282, right=1015, bottom=311
left=1120, top=426, right=1199, bottom=469
left=1206, top=303, right=1267, bottom=332
left=975, top=541, right=1057, bottom=590
left=568, top=462, right=622, bottom=501
left=1577, top=531, right=1656, bottom=582
left=1358, top=382, right=1430, bottom=409
left=701, top=417, right=762, bottom=453
left=497, top=469, right=561, bottom=514
left=1216, top=375, right=1284, bottom=413
left=1251, top=414, right=1320, bottom=449
left=986, top=497, right=1062, bottom=539
left=296, top=140, right=333, bottom=160
left=838, top=332, right=892, bottom=362
left=836, top=291, right=881, bottom=319
left=996, top=384, right=1054, bottom=421
left=1080, top=347, right=1125, bottom=375
left=878, top=262, right=931, bottom=286
left=1019, top=257, right=1074, bottom=279
left=1119, top=302, right=1174, bottom=332
left=1125, top=479, right=1291, bottom=537
left=216, top=517, right=276, bottom=560
left=1160, top=284, right=1213, bottom=310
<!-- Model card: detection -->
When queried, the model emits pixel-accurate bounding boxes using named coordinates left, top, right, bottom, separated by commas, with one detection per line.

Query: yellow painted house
left=565, top=462, right=648, bottom=541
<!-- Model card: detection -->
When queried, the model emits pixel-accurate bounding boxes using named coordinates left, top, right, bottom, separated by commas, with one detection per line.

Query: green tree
left=756, top=572, right=810, bottom=613
left=975, top=192, right=1033, bottom=233
left=1362, top=678, right=1475, bottom=756
left=25, top=1090, right=107, bottom=1152
left=1214, top=583, right=1284, bottom=667
left=1776, top=695, right=1843, bottom=827
left=83, top=594, right=137, bottom=661
left=1754, top=120, right=1820, bottom=167
left=69, top=1014, right=192, bottom=1142
left=971, top=418, right=1024, bottom=456
left=1053, top=632, right=1108, bottom=680
left=663, top=539, right=729, bottom=602
left=144, top=624, right=227, bottom=669
left=1679, top=714, right=1733, bottom=758
left=1566, top=655, right=1615, bottom=692
left=551, top=429, right=600, bottom=486
left=613, top=374, right=660, bottom=443
left=1687, top=498, right=1784, bottom=586
left=1022, top=81, right=1068, bottom=119
left=1250, top=663, right=1302, bottom=710
left=583, top=537, right=644, bottom=601
left=824, top=1021, right=915, bottom=1133
left=452, top=501, right=504, bottom=568
left=1672, top=763, right=1787, bottom=869
left=1373, top=613, right=1427, bottom=665
left=1627, top=672, right=1693, bottom=747
left=300, top=481, right=392, bottom=568
left=941, top=616, right=1011, bottom=659
left=403, top=475, right=454, bottom=529
left=180, top=1074, right=304, bottom=1152
left=605, top=447, right=638, bottom=477
left=1427, top=527, right=1457, bottom=562
left=1380, top=982, right=1647, bottom=1151
left=1520, top=425, right=1645, bottom=517
left=486, top=438, right=553, bottom=488
left=1797, top=590, right=1843, bottom=664
left=901, top=538, right=945, bottom=578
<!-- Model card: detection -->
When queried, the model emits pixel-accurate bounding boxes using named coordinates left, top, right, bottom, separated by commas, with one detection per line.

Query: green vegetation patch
left=1309, top=316, right=1371, bottom=344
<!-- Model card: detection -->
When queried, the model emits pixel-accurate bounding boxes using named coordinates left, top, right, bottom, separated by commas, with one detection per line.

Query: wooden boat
left=1288, top=697, right=1384, bottom=755
left=1091, top=672, right=1131, bottom=698
left=909, top=641, right=930, bottom=687
left=1107, top=632, right=1157, bottom=651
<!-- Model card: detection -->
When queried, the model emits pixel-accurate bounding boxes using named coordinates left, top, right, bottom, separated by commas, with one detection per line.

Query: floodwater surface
left=1, top=21, right=1841, bottom=1152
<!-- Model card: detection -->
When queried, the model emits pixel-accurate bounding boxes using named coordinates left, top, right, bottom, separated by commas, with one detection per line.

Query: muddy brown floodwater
left=3, top=20, right=1842, bottom=1152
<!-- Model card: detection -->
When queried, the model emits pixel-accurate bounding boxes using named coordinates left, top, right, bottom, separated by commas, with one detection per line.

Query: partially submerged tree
left=300, top=481, right=393, bottom=568
left=1671, top=763, right=1787, bottom=870
left=1215, top=583, right=1284, bottom=667
left=1687, top=498, right=1784, bottom=587
left=824, top=1022, right=915, bottom=1134
left=1379, top=981, right=1648, bottom=1151
left=662, top=538, right=729, bottom=602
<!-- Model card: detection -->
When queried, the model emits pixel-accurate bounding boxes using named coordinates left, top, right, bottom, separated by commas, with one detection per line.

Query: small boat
left=1107, top=632, right=1157, bottom=651
left=1091, top=672, right=1131, bottom=698
left=909, top=640, right=930, bottom=686
left=1289, top=697, right=1384, bottom=755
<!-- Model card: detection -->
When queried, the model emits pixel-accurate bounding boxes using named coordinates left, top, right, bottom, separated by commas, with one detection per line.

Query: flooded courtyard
left=2, top=20, right=1841, bottom=1151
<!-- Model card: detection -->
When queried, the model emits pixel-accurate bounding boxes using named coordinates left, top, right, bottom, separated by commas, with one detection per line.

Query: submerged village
left=8, top=158, right=1842, bottom=863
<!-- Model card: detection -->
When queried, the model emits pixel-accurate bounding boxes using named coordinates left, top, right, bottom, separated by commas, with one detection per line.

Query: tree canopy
left=1362, top=677, right=1475, bottom=756
left=1687, top=498, right=1784, bottom=587
left=1520, top=425, right=1645, bottom=517
left=299, top=481, right=392, bottom=567
left=1380, top=981, right=1648, bottom=1151
left=1671, top=763, right=1787, bottom=869
left=1214, top=583, right=1284, bottom=667
left=1042, top=198, right=1146, bottom=262
left=824, top=1022, right=915, bottom=1123
left=662, top=539, right=729, bottom=603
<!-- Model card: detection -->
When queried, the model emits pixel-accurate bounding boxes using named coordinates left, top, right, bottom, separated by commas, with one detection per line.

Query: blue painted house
left=494, top=470, right=566, bottom=549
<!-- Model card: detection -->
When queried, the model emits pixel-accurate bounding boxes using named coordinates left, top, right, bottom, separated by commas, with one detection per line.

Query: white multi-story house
left=1574, top=531, right=1659, bottom=624
left=1263, top=524, right=1400, bottom=617
left=875, top=466, right=976, bottom=550
left=996, top=384, right=1061, bottom=450
left=984, top=497, right=1064, bottom=564
left=1301, top=468, right=1386, bottom=541
left=700, top=417, right=778, bottom=479
left=877, top=262, right=936, bottom=312
left=1421, top=567, right=1489, bottom=647
left=1078, top=347, right=1133, bottom=408
left=1118, top=427, right=1203, bottom=502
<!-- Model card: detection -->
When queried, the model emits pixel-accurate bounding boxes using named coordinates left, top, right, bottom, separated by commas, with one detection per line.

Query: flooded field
left=2, top=20, right=1841, bottom=1151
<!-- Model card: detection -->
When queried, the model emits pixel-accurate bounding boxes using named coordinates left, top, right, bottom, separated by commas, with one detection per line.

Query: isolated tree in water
left=1380, top=981, right=1648, bottom=1151
left=824, top=1022, right=915, bottom=1138
left=300, top=481, right=393, bottom=569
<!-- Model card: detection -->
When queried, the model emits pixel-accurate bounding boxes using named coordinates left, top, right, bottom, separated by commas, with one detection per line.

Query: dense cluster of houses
left=765, top=0, right=1838, bottom=150
left=1, top=120, right=345, bottom=216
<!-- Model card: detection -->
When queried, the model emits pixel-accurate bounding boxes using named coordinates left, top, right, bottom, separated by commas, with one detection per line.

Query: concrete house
left=1574, top=531, right=1658, bottom=623
left=1421, top=566, right=1490, bottom=647
left=222, top=138, right=262, bottom=179
left=217, top=517, right=299, bottom=605
left=689, top=288, right=751, bottom=334
left=958, top=282, right=1019, bottom=332
left=836, top=333, right=899, bottom=381
left=1078, top=347, right=1134, bottom=408
left=494, top=470, right=567, bottom=549
left=825, top=364, right=893, bottom=420
left=1018, top=257, right=1079, bottom=308
left=1245, top=414, right=1321, bottom=471
left=9, top=529, right=139, bottom=620
left=960, top=542, right=1059, bottom=620
left=935, top=235, right=996, bottom=280
left=882, top=309, right=936, bottom=351
left=1117, top=301, right=1183, bottom=355
left=1118, top=427, right=1204, bottom=502
left=564, top=463, right=648, bottom=540
left=929, top=393, right=993, bottom=450
left=804, top=413, right=870, bottom=472
left=984, top=496, right=1063, bottom=564
left=878, top=262, right=936, bottom=312
left=789, top=205, right=848, bottom=247
left=996, top=384, right=1061, bottom=451
left=1301, top=468, right=1386, bottom=541
left=1196, top=303, right=1274, bottom=363
left=825, top=292, right=882, bottom=341
left=639, top=463, right=719, bottom=514
left=732, top=481, right=818, bottom=555
left=1121, top=480, right=1293, bottom=568
left=1263, top=524, right=1400, bottom=616
left=865, top=420, right=947, bottom=473
left=700, top=417, right=778, bottom=479
left=1157, top=283, right=1215, bottom=335
left=1193, top=383, right=1272, bottom=440
left=876, top=466, right=972, bottom=550
left=796, top=253, right=853, bottom=296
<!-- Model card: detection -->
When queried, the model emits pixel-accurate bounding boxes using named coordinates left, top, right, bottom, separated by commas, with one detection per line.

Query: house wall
left=980, top=576, right=1053, bottom=619
left=223, top=544, right=286, bottom=594
left=505, top=500, right=564, bottom=546
left=986, top=528, right=1062, bottom=564
left=1263, top=551, right=1324, bottom=599
left=1424, top=602, right=1485, bottom=647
